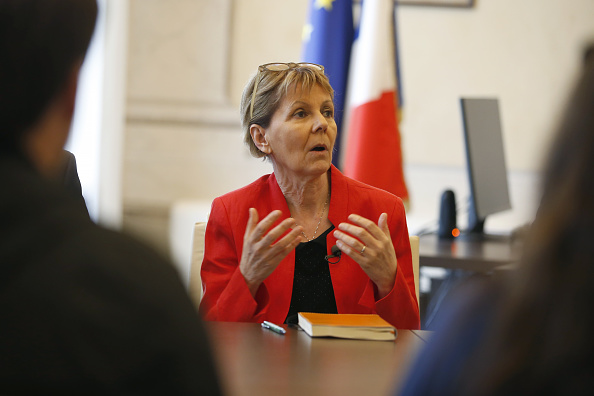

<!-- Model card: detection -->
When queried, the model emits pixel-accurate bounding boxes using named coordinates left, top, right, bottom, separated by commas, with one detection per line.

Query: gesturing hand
left=333, top=213, right=397, bottom=299
left=240, top=208, right=304, bottom=297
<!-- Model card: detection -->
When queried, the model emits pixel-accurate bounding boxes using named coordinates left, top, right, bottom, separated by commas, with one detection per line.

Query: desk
left=206, top=322, right=428, bottom=396
left=419, top=234, right=522, bottom=272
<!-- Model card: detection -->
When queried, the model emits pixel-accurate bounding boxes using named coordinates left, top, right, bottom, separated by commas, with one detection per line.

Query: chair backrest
left=188, top=222, right=206, bottom=308
left=409, top=235, right=420, bottom=310
left=188, top=224, right=421, bottom=313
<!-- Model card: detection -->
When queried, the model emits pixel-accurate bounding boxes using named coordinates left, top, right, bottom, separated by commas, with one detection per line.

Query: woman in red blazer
left=199, top=63, right=420, bottom=329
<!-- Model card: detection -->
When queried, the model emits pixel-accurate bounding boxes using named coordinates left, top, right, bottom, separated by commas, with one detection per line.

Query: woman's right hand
left=240, top=208, right=303, bottom=297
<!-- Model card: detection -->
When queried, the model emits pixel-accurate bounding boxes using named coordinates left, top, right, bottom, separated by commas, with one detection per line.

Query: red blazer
left=199, top=166, right=420, bottom=329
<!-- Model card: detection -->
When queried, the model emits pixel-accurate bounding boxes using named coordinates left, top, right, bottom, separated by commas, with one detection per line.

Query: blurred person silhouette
left=396, top=44, right=594, bottom=396
left=61, top=150, right=89, bottom=217
left=0, top=0, right=221, bottom=394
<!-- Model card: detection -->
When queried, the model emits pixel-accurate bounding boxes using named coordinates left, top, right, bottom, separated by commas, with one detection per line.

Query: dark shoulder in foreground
left=397, top=279, right=502, bottom=396
left=0, top=159, right=222, bottom=395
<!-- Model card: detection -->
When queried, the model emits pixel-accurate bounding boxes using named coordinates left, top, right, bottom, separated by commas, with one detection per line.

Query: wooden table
left=206, top=322, right=429, bottom=396
left=419, top=233, right=522, bottom=272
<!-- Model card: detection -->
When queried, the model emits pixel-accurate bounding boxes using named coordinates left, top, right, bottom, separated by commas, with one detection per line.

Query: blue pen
left=261, top=320, right=286, bottom=335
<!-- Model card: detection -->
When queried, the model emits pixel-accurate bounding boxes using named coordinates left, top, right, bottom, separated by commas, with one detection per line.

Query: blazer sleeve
left=358, top=199, right=420, bottom=329
left=198, top=198, right=270, bottom=321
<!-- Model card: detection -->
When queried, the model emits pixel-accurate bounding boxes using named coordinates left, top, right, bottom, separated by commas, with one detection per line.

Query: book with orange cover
left=297, top=312, right=397, bottom=341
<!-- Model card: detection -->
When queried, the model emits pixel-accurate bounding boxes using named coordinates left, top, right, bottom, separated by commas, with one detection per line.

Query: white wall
left=67, top=0, right=128, bottom=229
left=398, top=0, right=594, bottom=172
left=395, top=0, right=594, bottom=233
left=66, top=0, right=106, bottom=221
left=97, top=0, right=129, bottom=229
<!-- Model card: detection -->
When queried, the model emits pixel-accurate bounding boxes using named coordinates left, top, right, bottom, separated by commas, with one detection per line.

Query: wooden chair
left=409, top=235, right=420, bottom=311
left=188, top=222, right=206, bottom=308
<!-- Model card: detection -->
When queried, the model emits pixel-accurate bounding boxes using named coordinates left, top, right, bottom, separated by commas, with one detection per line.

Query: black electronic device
left=460, top=98, right=512, bottom=238
left=437, top=189, right=458, bottom=239
left=324, top=245, right=342, bottom=264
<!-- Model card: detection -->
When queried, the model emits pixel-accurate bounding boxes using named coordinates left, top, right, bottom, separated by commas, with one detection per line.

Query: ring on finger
left=360, top=245, right=366, bottom=255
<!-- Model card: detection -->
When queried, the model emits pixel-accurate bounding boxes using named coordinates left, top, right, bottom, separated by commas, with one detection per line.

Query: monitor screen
left=461, top=98, right=511, bottom=234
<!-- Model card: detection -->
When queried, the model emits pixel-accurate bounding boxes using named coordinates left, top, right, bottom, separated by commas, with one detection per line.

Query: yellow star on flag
left=315, top=0, right=335, bottom=12
left=302, top=23, right=314, bottom=42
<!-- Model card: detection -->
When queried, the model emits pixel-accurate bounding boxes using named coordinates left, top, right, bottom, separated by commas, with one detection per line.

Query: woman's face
left=256, top=83, right=337, bottom=180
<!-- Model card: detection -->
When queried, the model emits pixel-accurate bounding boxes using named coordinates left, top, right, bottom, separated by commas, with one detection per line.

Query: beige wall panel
left=123, top=123, right=272, bottom=208
left=229, top=0, right=309, bottom=108
left=127, top=0, right=232, bottom=107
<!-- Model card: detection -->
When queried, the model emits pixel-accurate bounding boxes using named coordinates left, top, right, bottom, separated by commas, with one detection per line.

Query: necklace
left=299, top=193, right=330, bottom=242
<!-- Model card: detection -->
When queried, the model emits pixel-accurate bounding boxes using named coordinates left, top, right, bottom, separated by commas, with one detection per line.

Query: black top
left=0, top=155, right=221, bottom=395
left=285, top=226, right=338, bottom=324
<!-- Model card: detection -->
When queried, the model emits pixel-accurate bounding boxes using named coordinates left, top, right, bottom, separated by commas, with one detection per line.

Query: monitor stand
left=459, top=214, right=512, bottom=242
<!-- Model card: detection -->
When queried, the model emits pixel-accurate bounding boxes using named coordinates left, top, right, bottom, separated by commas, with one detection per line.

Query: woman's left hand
left=333, top=213, right=397, bottom=299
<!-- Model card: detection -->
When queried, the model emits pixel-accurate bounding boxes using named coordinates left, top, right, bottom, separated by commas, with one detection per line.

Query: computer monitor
left=460, top=98, right=511, bottom=237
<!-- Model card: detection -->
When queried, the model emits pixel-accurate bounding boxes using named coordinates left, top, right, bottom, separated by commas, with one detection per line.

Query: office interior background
left=67, top=0, right=594, bottom=283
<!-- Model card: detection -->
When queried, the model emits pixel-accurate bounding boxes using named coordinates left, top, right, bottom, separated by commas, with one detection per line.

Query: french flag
left=341, top=0, right=409, bottom=202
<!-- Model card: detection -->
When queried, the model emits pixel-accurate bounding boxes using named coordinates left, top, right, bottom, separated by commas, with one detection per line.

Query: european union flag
left=302, top=0, right=354, bottom=168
